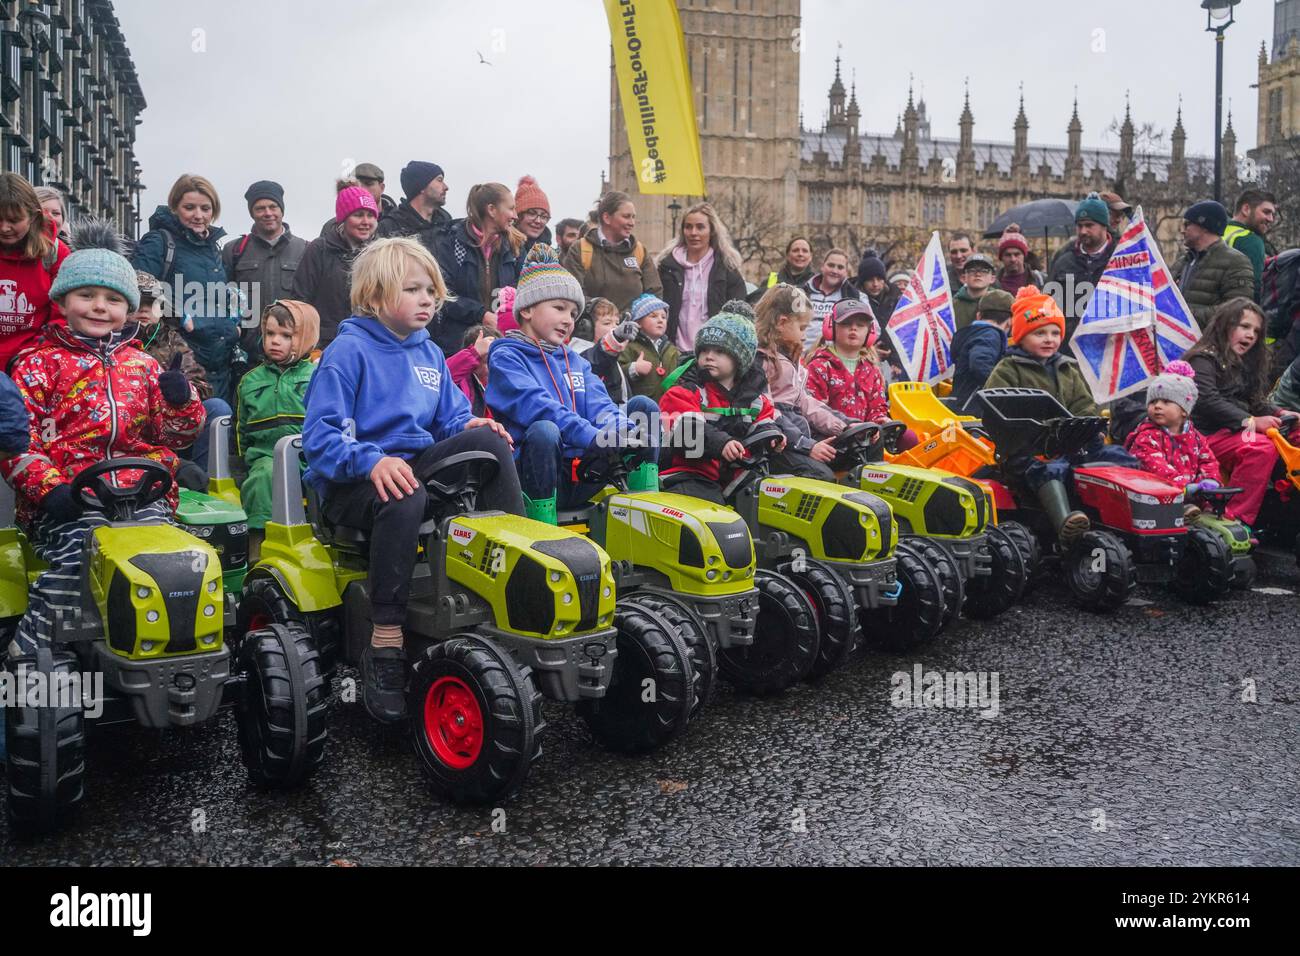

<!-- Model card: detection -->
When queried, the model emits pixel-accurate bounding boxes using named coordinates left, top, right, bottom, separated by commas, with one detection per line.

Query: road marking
left=1251, top=587, right=1294, bottom=596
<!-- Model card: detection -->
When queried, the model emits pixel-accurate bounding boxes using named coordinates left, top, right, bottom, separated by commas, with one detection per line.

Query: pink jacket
left=758, top=347, right=846, bottom=438
left=1124, top=419, right=1221, bottom=488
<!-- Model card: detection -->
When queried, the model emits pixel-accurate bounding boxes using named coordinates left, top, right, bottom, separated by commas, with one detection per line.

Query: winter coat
left=302, top=316, right=471, bottom=495
left=581, top=342, right=630, bottom=406
left=950, top=320, right=1008, bottom=408
left=1269, top=356, right=1300, bottom=414
left=804, top=347, right=889, bottom=423
left=222, top=226, right=308, bottom=363
left=0, top=238, right=70, bottom=373
left=432, top=219, right=522, bottom=356
left=982, top=347, right=1098, bottom=418
left=952, top=285, right=988, bottom=330
left=0, top=324, right=206, bottom=527
left=236, top=358, right=315, bottom=466
left=658, top=252, right=747, bottom=349
left=619, top=332, right=681, bottom=400
left=561, top=230, right=663, bottom=313
left=1047, top=238, right=1117, bottom=338
left=749, top=263, right=815, bottom=304
left=0, top=371, right=30, bottom=454
left=445, top=345, right=489, bottom=417
left=1172, top=240, right=1257, bottom=327
left=132, top=319, right=213, bottom=400
left=758, top=346, right=847, bottom=445
left=376, top=199, right=447, bottom=253
left=1123, top=419, right=1221, bottom=489
left=659, top=361, right=775, bottom=485
left=486, top=333, right=622, bottom=458
left=292, top=225, right=368, bottom=347
left=1184, top=350, right=1277, bottom=435
left=1223, top=221, right=1267, bottom=300
left=865, top=287, right=899, bottom=323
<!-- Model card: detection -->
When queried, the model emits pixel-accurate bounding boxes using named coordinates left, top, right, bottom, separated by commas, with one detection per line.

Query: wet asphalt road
left=4, top=551, right=1299, bottom=867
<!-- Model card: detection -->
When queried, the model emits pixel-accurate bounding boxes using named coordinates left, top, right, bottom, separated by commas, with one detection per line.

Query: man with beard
left=1047, top=193, right=1117, bottom=339
left=1223, top=188, right=1277, bottom=301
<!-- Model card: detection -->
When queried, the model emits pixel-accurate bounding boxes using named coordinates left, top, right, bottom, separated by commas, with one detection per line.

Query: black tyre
left=903, top=537, right=965, bottom=625
left=964, top=526, right=1028, bottom=620
left=1064, top=529, right=1136, bottom=612
left=998, top=520, right=1041, bottom=586
left=781, top=559, right=857, bottom=679
left=718, top=569, right=819, bottom=695
left=235, top=622, right=330, bottom=788
left=410, top=635, right=544, bottom=805
left=860, top=540, right=946, bottom=651
left=1173, top=526, right=1233, bottom=605
left=5, top=649, right=85, bottom=834
left=1231, top=555, right=1257, bottom=590
left=238, top=574, right=342, bottom=677
left=629, top=594, right=713, bottom=721
left=578, top=605, right=695, bottom=752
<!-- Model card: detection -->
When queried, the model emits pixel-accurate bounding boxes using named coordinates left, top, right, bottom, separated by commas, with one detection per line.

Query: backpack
left=1261, top=249, right=1300, bottom=342
left=580, top=236, right=646, bottom=273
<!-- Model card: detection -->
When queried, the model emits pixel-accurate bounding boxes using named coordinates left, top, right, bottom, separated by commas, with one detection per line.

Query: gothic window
left=809, top=190, right=832, bottom=223
left=979, top=196, right=1003, bottom=229
left=864, top=192, right=888, bottom=226
left=922, top=193, right=946, bottom=225
left=1268, top=88, right=1283, bottom=141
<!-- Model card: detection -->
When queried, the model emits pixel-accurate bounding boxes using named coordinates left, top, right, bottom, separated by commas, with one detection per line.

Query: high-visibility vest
left=1223, top=222, right=1253, bottom=249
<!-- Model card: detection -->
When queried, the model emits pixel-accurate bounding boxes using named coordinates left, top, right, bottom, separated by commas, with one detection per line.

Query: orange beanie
left=1010, top=286, right=1065, bottom=344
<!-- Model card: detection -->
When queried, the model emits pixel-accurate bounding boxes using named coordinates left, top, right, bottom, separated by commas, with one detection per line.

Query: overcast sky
left=115, top=0, right=1275, bottom=236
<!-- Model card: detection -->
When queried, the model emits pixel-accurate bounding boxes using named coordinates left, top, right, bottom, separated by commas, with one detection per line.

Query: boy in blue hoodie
left=302, top=237, right=523, bottom=723
left=487, top=245, right=659, bottom=524
left=949, top=288, right=1013, bottom=409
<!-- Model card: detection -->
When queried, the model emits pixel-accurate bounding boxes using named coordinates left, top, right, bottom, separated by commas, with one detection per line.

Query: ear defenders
left=823, top=299, right=880, bottom=348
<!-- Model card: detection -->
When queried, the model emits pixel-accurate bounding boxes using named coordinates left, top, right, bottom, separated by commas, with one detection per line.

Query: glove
left=41, top=484, right=83, bottom=523
left=602, top=320, right=639, bottom=354
left=158, top=354, right=193, bottom=406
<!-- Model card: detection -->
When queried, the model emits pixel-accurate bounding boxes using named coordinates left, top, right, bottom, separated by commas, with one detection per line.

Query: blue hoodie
left=487, top=333, right=622, bottom=457
left=303, top=316, right=472, bottom=493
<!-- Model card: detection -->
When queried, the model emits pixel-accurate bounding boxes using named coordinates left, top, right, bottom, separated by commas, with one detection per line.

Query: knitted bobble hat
left=1146, top=359, right=1199, bottom=415
left=1075, top=192, right=1110, bottom=228
left=50, top=218, right=141, bottom=311
left=1009, top=285, right=1065, bottom=344
left=629, top=292, right=669, bottom=325
left=514, top=244, right=585, bottom=315
left=695, top=307, right=758, bottom=371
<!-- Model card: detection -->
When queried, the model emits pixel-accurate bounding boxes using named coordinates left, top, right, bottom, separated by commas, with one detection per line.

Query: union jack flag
left=886, top=232, right=956, bottom=384
left=1068, top=207, right=1201, bottom=404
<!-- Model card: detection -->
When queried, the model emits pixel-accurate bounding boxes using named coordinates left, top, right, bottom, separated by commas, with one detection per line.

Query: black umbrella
left=983, top=198, right=1078, bottom=265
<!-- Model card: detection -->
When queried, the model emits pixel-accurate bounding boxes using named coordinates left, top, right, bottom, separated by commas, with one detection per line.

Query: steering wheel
left=737, top=423, right=785, bottom=467
left=576, top=447, right=629, bottom=492
left=71, top=458, right=173, bottom=520
left=877, top=421, right=908, bottom=455
left=832, top=421, right=882, bottom=451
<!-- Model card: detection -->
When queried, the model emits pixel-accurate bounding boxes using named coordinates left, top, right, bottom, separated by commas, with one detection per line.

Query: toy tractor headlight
left=192, top=526, right=213, bottom=538
left=228, top=523, right=248, bottom=536
left=1126, top=491, right=1159, bottom=506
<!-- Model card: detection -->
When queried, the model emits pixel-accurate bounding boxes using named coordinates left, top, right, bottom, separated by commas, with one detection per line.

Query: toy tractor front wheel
left=780, top=559, right=857, bottom=679
left=1173, top=527, right=1233, bottom=605
left=5, top=648, right=86, bottom=834
left=718, top=569, right=819, bottom=695
left=410, top=635, right=544, bottom=804
left=235, top=622, right=330, bottom=788
left=903, top=538, right=965, bottom=625
left=579, top=605, right=696, bottom=752
left=238, top=575, right=342, bottom=677
left=629, top=595, right=714, bottom=721
left=964, top=525, right=1028, bottom=620
left=861, top=540, right=946, bottom=651
left=1064, top=529, right=1136, bottom=612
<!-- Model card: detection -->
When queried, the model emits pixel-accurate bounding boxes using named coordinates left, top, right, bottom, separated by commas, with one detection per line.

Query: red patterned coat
left=1, top=324, right=206, bottom=527
left=803, top=348, right=889, bottom=423
left=1123, top=419, right=1222, bottom=488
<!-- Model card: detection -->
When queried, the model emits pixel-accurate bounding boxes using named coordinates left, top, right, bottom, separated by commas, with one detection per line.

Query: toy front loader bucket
left=969, top=388, right=1102, bottom=463
left=888, top=381, right=978, bottom=434
left=1268, top=428, right=1300, bottom=492
left=887, top=425, right=996, bottom=476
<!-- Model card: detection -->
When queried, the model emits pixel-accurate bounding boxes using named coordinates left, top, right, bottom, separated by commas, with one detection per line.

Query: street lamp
left=1202, top=0, right=1240, bottom=204
left=668, top=197, right=682, bottom=236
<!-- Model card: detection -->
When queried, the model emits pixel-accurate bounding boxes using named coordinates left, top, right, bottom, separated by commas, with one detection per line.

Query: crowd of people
left=0, top=158, right=1295, bottom=719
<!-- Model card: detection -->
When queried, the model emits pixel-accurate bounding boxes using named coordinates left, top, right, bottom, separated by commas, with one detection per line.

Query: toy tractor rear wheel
left=628, top=595, right=714, bottom=721
left=998, top=520, right=1041, bottom=586
left=410, top=635, right=544, bottom=804
left=1173, top=527, right=1233, bottom=605
left=578, top=605, right=696, bottom=752
left=1064, top=529, right=1136, bottom=612
left=903, top=538, right=965, bottom=625
left=860, top=540, right=946, bottom=651
left=1231, top=555, right=1257, bottom=590
left=718, top=569, right=819, bottom=695
left=964, top=526, right=1028, bottom=620
left=235, top=622, right=330, bottom=788
left=5, top=648, right=85, bottom=834
left=781, top=558, right=857, bottom=679
left=238, top=575, right=341, bottom=678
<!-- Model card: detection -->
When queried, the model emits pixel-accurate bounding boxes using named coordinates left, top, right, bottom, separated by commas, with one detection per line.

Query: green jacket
left=1270, top=359, right=1300, bottom=414
left=952, top=285, right=986, bottom=330
left=1223, top=222, right=1267, bottom=301
left=619, top=332, right=681, bottom=399
left=983, top=348, right=1098, bottom=418
left=236, top=358, right=315, bottom=465
left=1171, top=239, right=1256, bottom=327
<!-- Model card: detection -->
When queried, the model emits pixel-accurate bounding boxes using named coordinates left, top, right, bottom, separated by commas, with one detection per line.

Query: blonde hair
left=350, top=237, right=452, bottom=319
left=0, top=173, right=53, bottom=261
left=754, top=284, right=813, bottom=362
left=167, top=174, right=221, bottom=222
left=656, top=201, right=745, bottom=273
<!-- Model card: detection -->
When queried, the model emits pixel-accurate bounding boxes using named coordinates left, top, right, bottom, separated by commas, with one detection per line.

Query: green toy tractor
left=1183, top=485, right=1256, bottom=593
left=237, top=436, right=698, bottom=805
left=559, top=447, right=762, bottom=706
left=174, top=415, right=249, bottom=595
left=2, top=460, right=327, bottom=834
left=832, top=421, right=1031, bottom=622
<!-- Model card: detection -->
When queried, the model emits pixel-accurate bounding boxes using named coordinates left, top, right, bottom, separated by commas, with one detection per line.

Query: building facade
left=1256, top=0, right=1300, bottom=152
left=1, top=0, right=145, bottom=234
left=608, top=0, right=1219, bottom=277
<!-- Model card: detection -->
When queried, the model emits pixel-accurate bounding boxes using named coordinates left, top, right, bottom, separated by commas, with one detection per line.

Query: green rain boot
left=626, top=460, right=660, bottom=493
left=523, top=493, right=558, bottom=526
left=1036, top=479, right=1089, bottom=548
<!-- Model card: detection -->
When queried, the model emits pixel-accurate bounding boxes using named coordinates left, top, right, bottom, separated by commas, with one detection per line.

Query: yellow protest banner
left=603, top=0, right=705, bottom=196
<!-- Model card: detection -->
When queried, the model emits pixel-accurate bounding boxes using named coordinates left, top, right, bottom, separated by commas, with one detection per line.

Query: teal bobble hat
left=1075, top=192, right=1110, bottom=228
left=694, top=306, right=758, bottom=371
left=514, top=243, right=585, bottom=314
left=49, top=218, right=141, bottom=311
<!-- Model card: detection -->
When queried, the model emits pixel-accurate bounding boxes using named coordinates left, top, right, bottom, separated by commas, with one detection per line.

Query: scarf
left=673, top=245, right=715, bottom=353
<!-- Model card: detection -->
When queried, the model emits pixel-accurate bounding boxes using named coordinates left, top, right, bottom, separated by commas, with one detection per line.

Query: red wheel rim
left=801, top=589, right=821, bottom=630
left=423, top=676, right=484, bottom=770
left=247, top=612, right=270, bottom=632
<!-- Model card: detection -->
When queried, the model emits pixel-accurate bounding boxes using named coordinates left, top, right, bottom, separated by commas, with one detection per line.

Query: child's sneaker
left=361, top=645, right=409, bottom=723
left=1058, top=511, right=1091, bottom=548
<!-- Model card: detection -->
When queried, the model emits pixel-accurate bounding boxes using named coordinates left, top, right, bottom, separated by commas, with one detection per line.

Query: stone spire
left=1171, top=97, right=1187, bottom=171
left=1223, top=106, right=1238, bottom=193
left=1065, top=93, right=1083, bottom=181
left=901, top=78, right=920, bottom=170
left=958, top=79, right=975, bottom=170
left=847, top=78, right=861, bottom=141
left=1012, top=86, right=1030, bottom=176
left=1118, top=92, right=1136, bottom=186
left=827, top=53, right=847, bottom=131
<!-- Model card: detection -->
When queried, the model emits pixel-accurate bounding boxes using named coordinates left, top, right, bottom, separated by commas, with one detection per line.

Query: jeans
left=517, top=395, right=660, bottom=507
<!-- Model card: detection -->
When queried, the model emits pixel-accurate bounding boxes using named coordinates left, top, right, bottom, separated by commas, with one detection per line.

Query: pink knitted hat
left=336, top=186, right=379, bottom=222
